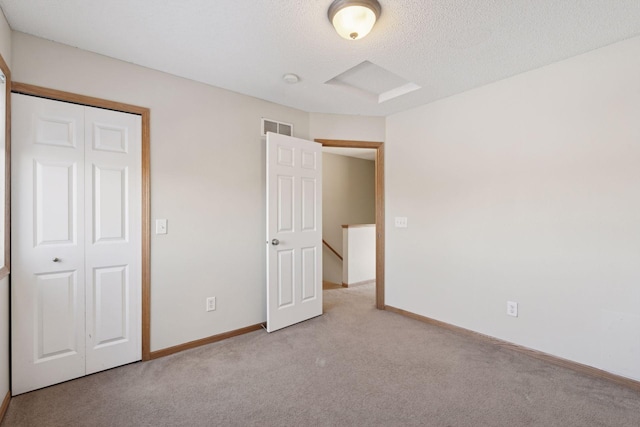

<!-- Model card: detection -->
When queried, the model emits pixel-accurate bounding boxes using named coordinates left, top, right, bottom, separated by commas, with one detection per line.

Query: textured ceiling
left=1, top=0, right=640, bottom=116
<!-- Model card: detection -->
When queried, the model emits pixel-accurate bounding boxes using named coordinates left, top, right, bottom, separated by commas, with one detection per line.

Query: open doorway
left=316, top=139, right=384, bottom=309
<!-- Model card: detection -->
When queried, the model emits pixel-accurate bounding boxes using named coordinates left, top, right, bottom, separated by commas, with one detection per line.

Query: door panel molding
left=12, top=82, right=152, bottom=361
left=315, top=139, right=385, bottom=309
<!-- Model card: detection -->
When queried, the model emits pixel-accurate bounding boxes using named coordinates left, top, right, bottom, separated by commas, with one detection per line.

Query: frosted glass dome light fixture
left=328, top=0, right=381, bottom=40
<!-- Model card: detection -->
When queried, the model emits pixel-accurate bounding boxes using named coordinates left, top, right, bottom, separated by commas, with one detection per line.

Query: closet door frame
left=11, top=82, right=152, bottom=361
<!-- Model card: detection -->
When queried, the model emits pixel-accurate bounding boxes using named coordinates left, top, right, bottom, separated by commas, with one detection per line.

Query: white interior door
left=266, top=132, right=322, bottom=332
left=11, top=94, right=141, bottom=394
left=12, top=95, right=87, bottom=395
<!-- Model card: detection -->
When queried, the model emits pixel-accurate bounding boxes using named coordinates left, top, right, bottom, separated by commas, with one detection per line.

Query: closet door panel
left=84, top=106, right=141, bottom=374
left=11, top=94, right=86, bottom=395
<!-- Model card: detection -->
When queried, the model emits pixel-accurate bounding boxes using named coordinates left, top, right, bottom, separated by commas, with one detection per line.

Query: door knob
left=271, top=239, right=280, bottom=246
left=52, top=257, right=61, bottom=263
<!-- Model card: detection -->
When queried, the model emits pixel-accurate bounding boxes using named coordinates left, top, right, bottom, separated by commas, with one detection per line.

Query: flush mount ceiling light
left=283, top=73, right=300, bottom=84
left=328, top=0, right=381, bottom=40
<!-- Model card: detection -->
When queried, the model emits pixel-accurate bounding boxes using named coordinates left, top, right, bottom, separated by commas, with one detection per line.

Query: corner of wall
left=0, top=9, right=12, bottom=68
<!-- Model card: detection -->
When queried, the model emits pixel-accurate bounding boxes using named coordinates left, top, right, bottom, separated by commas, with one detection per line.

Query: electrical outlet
left=206, top=297, right=216, bottom=312
left=507, top=301, right=518, bottom=317
left=394, top=217, right=408, bottom=228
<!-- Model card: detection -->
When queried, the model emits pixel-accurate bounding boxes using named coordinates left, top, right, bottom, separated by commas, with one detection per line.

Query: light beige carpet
left=3, top=283, right=640, bottom=426
left=322, top=280, right=342, bottom=290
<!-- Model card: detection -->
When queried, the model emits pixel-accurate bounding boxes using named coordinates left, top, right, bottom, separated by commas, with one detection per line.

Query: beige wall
left=11, top=32, right=310, bottom=351
left=322, top=153, right=375, bottom=284
left=386, top=36, right=640, bottom=380
left=343, top=225, right=376, bottom=285
left=0, top=8, right=9, bottom=400
left=309, top=113, right=384, bottom=142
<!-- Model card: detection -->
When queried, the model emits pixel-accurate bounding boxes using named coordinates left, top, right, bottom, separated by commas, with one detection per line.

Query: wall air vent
left=261, top=118, right=293, bottom=137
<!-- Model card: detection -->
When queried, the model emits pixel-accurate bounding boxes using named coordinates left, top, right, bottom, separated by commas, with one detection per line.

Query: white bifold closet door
left=11, top=93, right=141, bottom=395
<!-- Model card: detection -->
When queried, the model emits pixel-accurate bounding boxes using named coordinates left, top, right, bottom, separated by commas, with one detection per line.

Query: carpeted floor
left=3, top=283, right=640, bottom=426
left=322, top=280, right=342, bottom=290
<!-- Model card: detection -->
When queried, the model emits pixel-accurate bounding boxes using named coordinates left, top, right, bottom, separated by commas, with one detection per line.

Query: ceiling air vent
left=261, top=118, right=293, bottom=137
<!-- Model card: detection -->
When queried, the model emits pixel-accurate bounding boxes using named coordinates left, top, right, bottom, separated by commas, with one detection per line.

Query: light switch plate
left=156, top=219, right=168, bottom=235
left=206, top=297, right=216, bottom=312
left=507, top=301, right=518, bottom=317
left=394, top=217, right=408, bottom=228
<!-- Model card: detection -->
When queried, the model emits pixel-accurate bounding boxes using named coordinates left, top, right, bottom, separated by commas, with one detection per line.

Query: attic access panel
left=326, top=60, right=421, bottom=103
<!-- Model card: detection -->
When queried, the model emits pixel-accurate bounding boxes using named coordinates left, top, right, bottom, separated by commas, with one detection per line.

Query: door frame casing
left=11, top=82, right=152, bottom=361
left=0, top=54, right=10, bottom=281
left=315, top=139, right=384, bottom=309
